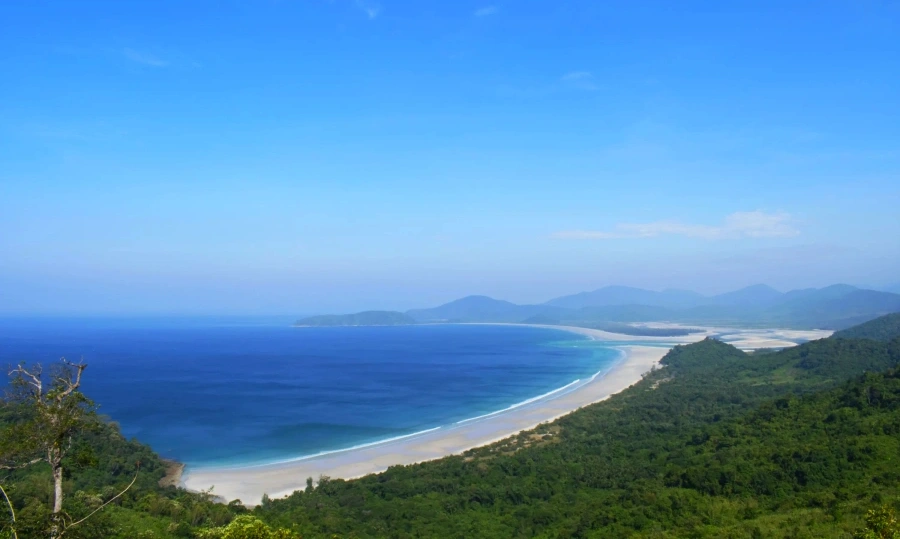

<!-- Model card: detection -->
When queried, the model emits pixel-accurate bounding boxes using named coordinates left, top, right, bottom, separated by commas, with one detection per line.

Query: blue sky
left=1, top=0, right=899, bottom=314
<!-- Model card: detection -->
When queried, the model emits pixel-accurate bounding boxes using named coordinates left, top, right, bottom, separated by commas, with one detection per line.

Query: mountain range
left=296, top=284, right=900, bottom=330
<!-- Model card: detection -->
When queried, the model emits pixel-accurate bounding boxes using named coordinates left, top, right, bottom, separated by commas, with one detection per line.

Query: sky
left=1, top=0, right=899, bottom=315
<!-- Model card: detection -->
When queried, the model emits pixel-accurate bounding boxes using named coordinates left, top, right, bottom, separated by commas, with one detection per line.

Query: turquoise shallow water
left=0, top=320, right=619, bottom=467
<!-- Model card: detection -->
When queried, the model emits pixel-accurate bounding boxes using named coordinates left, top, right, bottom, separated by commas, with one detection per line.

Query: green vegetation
left=834, top=313, right=900, bottom=341
left=294, top=311, right=416, bottom=327
left=197, top=516, right=299, bottom=539
left=4, top=313, right=900, bottom=537
left=252, top=337, right=900, bottom=538
left=1, top=362, right=239, bottom=538
left=854, top=505, right=900, bottom=538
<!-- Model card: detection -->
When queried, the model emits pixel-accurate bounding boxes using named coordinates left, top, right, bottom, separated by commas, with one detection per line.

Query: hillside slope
left=5, top=318, right=900, bottom=538
left=256, top=336, right=900, bottom=538
left=833, top=312, right=900, bottom=341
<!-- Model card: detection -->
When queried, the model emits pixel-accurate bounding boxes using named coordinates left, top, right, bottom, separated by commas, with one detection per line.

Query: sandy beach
left=182, top=342, right=667, bottom=505
left=181, top=324, right=829, bottom=505
left=500, top=323, right=832, bottom=351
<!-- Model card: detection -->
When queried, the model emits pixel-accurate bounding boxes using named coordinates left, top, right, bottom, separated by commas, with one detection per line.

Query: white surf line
left=190, top=426, right=444, bottom=471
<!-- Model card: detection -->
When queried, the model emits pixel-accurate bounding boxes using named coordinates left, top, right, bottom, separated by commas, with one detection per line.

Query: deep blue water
left=0, top=319, right=617, bottom=467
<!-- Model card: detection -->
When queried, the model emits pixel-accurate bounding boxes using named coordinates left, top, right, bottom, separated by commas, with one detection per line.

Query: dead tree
left=3, top=359, right=93, bottom=538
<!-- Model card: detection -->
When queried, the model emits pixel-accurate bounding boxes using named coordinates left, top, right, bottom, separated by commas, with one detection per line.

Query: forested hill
left=832, top=312, right=900, bottom=341
left=4, top=325, right=900, bottom=537
left=255, top=336, right=900, bottom=537
left=0, top=406, right=240, bottom=538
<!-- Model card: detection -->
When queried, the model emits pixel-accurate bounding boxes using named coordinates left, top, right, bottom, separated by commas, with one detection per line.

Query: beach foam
left=182, top=324, right=829, bottom=505
left=182, top=342, right=668, bottom=505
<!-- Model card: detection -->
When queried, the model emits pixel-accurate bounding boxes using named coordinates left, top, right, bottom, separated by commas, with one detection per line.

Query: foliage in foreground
left=197, top=515, right=300, bottom=539
left=3, top=316, right=900, bottom=537
left=854, top=505, right=900, bottom=539
left=1, top=400, right=238, bottom=538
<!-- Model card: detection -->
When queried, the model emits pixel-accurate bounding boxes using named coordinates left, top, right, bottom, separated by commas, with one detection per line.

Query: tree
left=855, top=506, right=900, bottom=539
left=2, top=360, right=94, bottom=538
left=196, top=515, right=301, bottom=539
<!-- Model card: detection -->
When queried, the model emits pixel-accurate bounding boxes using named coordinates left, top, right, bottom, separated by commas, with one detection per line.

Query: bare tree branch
left=59, top=468, right=140, bottom=537
left=7, top=365, right=42, bottom=398
left=4, top=360, right=96, bottom=537
left=0, top=458, right=42, bottom=471
left=54, top=359, right=86, bottom=402
left=0, top=482, right=18, bottom=539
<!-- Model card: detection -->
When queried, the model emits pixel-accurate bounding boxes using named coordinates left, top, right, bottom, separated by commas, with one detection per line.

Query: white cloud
left=474, top=6, right=498, bottom=17
left=355, top=0, right=381, bottom=18
left=561, top=70, right=598, bottom=91
left=553, top=211, right=800, bottom=240
left=122, top=48, right=168, bottom=67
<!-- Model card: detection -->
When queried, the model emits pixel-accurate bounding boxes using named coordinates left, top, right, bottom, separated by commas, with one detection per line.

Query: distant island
left=295, top=283, right=900, bottom=331
left=294, top=310, right=416, bottom=327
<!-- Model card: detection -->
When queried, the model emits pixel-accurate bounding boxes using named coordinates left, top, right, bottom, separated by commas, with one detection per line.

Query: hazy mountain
left=313, top=285, right=900, bottom=330
left=407, top=295, right=516, bottom=322
left=295, top=311, right=415, bottom=326
left=406, top=295, right=564, bottom=323
left=545, top=283, right=790, bottom=310
left=763, top=289, right=900, bottom=329
left=779, top=284, right=859, bottom=303
left=543, top=283, right=880, bottom=316
left=708, top=284, right=783, bottom=308
left=545, top=286, right=706, bottom=310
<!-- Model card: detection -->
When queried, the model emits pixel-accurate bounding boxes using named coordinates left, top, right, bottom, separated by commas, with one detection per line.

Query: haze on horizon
left=1, top=1, right=899, bottom=315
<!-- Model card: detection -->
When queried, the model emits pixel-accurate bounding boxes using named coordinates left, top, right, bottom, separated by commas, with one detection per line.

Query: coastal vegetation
left=2, top=312, right=899, bottom=537
left=833, top=313, right=900, bottom=341
left=1, top=362, right=235, bottom=538
left=254, top=332, right=900, bottom=538
left=2, top=361, right=99, bottom=538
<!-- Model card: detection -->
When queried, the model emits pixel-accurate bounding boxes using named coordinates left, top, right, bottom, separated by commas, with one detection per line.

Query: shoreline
left=159, top=459, right=185, bottom=488
left=182, top=327, right=674, bottom=505
left=179, top=323, right=829, bottom=505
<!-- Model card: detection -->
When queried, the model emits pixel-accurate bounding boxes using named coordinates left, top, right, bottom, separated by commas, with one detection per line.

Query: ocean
left=0, top=319, right=619, bottom=468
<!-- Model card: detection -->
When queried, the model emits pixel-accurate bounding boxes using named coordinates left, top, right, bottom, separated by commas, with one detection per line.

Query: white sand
left=181, top=323, right=829, bottom=505
left=182, top=343, right=667, bottom=505
left=491, top=323, right=831, bottom=347
left=492, top=323, right=713, bottom=342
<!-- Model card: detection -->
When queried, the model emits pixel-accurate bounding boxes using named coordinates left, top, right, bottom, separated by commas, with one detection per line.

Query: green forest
left=4, top=315, right=900, bottom=538
left=833, top=313, right=900, bottom=342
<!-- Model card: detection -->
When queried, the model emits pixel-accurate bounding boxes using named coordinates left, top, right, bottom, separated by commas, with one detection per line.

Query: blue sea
left=0, top=319, right=618, bottom=467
